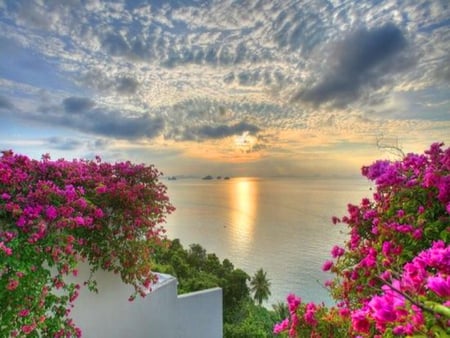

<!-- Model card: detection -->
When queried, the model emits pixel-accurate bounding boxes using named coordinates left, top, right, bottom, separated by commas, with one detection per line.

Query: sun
left=234, top=131, right=257, bottom=151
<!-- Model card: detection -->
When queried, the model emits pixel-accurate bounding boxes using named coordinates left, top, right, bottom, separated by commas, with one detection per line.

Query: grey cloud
left=294, top=23, right=412, bottom=107
left=63, top=97, right=95, bottom=114
left=160, top=37, right=271, bottom=69
left=116, top=76, right=139, bottom=94
left=238, top=70, right=261, bottom=86
left=226, top=68, right=291, bottom=87
left=88, top=138, right=109, bottom=150
left=223, top=72, right=235, bottom=84
left=163, top=98, right=294, bottom=136
left=197, top=121, right=260, bottom=139
left=32, top=99, right=165, bottom=140
left=101, top=32, right=130, bottom=57
left=78, top=72, right=140, bottom=95
left=271, top=4, right=327, bottom=53
left=89, top=111, right=165, bottom=139
left=435, top=57, right=450, bottom=83
left=47, top=136, right=83, bottom=150
left=0, top=95, right=14, bottom=110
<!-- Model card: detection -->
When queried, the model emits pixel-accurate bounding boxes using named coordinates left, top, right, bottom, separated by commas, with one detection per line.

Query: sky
left=0, top=0, right=449, bottom=178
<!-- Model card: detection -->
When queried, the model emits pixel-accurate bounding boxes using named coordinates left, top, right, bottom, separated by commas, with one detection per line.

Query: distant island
left=202, top=175, right=230, bottom=180
left=164, top=175, right=231, bottom=181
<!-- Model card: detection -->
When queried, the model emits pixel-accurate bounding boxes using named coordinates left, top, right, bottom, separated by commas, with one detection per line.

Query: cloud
left=197, top=121, right=260, bottom=139
left=47, top=136, right=83, bottom=150
left=294, top=23, right=413, bottom=107
left=63, top=97, right=96, bottom=114
left=101, top=32, right=130, bottom=57
left=88, top=111, right=165, bottom=139
left=27, top=98, right=166, bottom=140
left=78, top=71, right=140, bottom=95
left=87, top=138, right=110, bottom=151
left=0, top=95, right=14, bottom=110
left=435, top=57, right=450, bottom=83
left=116, top=76, right=139, bottom=94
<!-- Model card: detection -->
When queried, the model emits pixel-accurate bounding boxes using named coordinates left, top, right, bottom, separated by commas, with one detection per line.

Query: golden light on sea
left=229, top=177, right=258, bottom=254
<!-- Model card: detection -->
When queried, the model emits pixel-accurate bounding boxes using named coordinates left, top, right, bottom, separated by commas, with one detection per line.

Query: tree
left=272, top=301, right=289, bottom=322
left=250, top=268, right=271, bottom=306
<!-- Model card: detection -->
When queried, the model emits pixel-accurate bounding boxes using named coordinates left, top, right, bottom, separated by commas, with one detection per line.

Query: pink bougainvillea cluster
left=274, top=143, right=450, bottom=337
left=0, top=151, right=174, bottom=337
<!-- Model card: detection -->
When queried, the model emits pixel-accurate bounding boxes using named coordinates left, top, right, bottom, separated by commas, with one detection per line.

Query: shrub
left=274, top=143, right=450, bottom=337
left=0, top=151, right=174, bottom=337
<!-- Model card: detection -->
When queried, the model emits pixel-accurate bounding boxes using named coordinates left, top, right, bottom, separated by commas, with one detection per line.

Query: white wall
left=69, top=265, right=222, bottom=338
left=176, top=288, right=223, bottom=338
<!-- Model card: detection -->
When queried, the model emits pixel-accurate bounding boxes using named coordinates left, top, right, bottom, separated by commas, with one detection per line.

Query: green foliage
left=152, top=240, right=251, bottom=312
left=224, top=300, right=278, bottom=338
left=151, top=239, right=278, bottom=337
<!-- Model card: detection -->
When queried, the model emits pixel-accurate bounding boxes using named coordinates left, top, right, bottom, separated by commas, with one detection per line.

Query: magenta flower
left=331, top=245, right=345, bottom=258
left=273, top=318, right=289, bottom=334
left=0, top=241, right=12, bottom=256
left=7, top=279, right=19, bottom=291
left=427, top=275, right=450, bottom=298
left=322, top=260, right=333, bottom=271
left=21, top=324, right=36, bottom=335
left=18, top=309, right=30, bottom=317
left=368, top=295, right=397, bottom=323
left=74, top=216, right=85, bottom=226
left=351, top=308, right=371, bottom=334
left=46, top=206, right=58, bottom=220
left=1, top=192, right=11, bottom=200
left=304, top=302, right=318, bottom=326
left=286, top=293, right=301, bottom=313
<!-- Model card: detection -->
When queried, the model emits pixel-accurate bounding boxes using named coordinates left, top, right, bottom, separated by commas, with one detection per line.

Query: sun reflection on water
left=229, top=178, right=258, bottom=255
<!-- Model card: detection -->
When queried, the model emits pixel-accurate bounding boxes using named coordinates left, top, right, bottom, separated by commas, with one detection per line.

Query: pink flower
left=322, top=260, right=333, bottom=271
left=21, top=324, right=36, bottom=335
left=368, top=295, right=397, bottom=323
left=95, top=185, right=107, bottom=194
left=7, top=279, right=19, bottom=291
left=0, top=241, right=13, bottom=255
left=304, top=302, right=318, bottom=326
left=273, top=318, right=289, bottom=334
left=46, top=206, right=58, bottom=220
left=94, top=207, right=104, bottom=218
left=427, top=275, right=450, bottom=297
left=286, top=293, right=301, bottom=313
left=332, top=216, right=341, bottom=224
left=396, top=209, right=405, bottom=218
left=18, top=309, right=30, bottom=317
left=351, top=308, right=371, bottom=334
left=401, top=262, right=427, bottom=292
left=74, top=216, right=85, bottom=226
left=331, top=245, right=345, bottom=258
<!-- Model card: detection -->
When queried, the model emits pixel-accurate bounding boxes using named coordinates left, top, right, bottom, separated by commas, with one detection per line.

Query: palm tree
left=272, top=301, right=289, bottom=321
left=250, top=268, right=271, bottom=306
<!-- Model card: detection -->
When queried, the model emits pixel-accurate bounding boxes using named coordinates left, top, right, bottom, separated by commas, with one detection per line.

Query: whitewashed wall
left=69, top=265, right=222, bottom=338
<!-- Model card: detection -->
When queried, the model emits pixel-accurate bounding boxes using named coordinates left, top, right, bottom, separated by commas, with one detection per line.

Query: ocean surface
left=163, top=176, right=372, bottom=307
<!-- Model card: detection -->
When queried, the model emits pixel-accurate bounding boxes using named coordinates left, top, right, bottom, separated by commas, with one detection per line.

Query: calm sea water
left=163, top=177, right=372, bottom=307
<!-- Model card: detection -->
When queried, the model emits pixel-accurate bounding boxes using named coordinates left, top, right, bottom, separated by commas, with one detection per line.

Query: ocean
left=163, top=176, right=372, bottom=307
